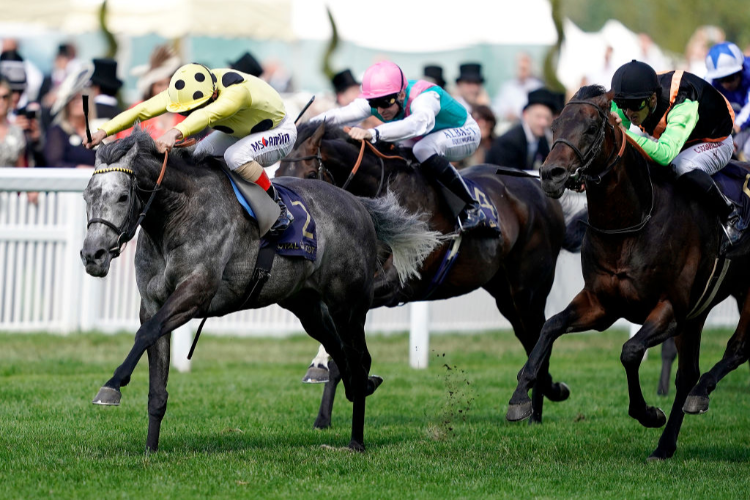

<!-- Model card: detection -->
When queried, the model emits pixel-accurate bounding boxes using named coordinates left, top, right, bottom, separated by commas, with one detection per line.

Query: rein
left=87, top=139, right=196, bottom=256
left=554, top=100, right=654, bottom=235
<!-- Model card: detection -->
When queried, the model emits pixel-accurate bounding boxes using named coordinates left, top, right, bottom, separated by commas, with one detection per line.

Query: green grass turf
left=0, top=328, right=748, bottom=499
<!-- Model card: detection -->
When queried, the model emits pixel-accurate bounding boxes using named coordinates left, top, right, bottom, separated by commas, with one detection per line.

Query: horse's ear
left=605, top=89, right=615, bottom=104
left=311, top=120, right=326, bottom=148
left=122, top=141, right=139, bottom=166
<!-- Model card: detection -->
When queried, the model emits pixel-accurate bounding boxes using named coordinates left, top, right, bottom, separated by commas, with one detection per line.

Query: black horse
left=277, top=121, right=580, bottom=426
left=80, top=130, right=441, bottom=452
left=506, top=85, right=750, bottom=459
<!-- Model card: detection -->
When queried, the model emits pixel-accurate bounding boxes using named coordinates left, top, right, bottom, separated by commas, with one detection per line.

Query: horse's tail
left=563, top=207, right=588, bottom=252
left=358, top=191, right=443, bottom=285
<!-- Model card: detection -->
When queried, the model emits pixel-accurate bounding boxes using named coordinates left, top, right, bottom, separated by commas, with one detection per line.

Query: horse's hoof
left=302, top=365, right=329, bottom=384
left=92, top=386, right=121, bottom=406
left=506, top=400, right=533, bottom=422
left=656, top=384, right=669, bottom=397
left=528, top=415, right=542, bottom=425
left=647, top=447, right=674, bottom=461
left=348, top=440, right=366, bottom=453
left=366, top=375, right=384, bottom=396
left=643, top=407, right=667, bottom=428
left=545, top=382, right=570, bottom=402
left=683, top=395, right=710, bottom=414
left=313, top=418, right=331, bottom=430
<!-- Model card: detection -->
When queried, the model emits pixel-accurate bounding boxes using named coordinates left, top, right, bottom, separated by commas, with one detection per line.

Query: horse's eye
left=117, top=194, right=128, bottom=203
left=307, top=171, right=318, bottom=179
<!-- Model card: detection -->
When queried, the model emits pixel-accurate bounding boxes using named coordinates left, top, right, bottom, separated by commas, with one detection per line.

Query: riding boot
left=678, top=169, right=743, bottom=248
left=266, top=184, right=294, bottom=237
left=421, top=154, right=486, bottom=231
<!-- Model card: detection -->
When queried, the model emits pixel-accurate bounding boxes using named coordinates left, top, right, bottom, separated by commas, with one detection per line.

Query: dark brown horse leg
left=486, top=275, right=557, bottom=425
left=145, top=335, right=170, bottom=453
left=649, top=323, right=703, bottom=460
left=94, top=274, right=216, bottom=403
left=314, top=360, right=341, bottom=429
left=685, top=292, right=750, bottom=414
left=621, top=301, right=679, bottom=428
left=507, top=290, right=611, bottom=421
left=657, top=337, right=677, bottom=396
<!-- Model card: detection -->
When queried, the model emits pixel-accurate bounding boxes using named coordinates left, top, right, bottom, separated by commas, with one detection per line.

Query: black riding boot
left=266, top=184, right=294, bottom=237
left=421, top=154, right=486, bottom=231
left=679, top=169, right=743, bottom=248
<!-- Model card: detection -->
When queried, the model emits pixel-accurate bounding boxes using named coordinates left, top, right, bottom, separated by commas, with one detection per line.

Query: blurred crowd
left=2, top=24, right=749, bottom=176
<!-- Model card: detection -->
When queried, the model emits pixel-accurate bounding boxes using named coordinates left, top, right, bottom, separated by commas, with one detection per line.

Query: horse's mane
left=96, top=127, right=220, bottom=173
left=573, top=85, right=609, bottom=101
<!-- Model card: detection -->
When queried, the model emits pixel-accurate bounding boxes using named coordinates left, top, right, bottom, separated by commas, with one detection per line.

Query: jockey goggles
left=368, top=93, right=399, bottom=109
left=614, top=97, right=648, bottom=112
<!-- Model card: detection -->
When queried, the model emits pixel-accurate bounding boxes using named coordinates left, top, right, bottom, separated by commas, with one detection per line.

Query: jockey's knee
left=234, top=160, right=264, bottom=183
left=413, top=140, right=440, bottom=163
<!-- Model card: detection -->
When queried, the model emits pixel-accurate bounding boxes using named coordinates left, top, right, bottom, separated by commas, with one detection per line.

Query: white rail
left=0, top=169, right=740, bottom=369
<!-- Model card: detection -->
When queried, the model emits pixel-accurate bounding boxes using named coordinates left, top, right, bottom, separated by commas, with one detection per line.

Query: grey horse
left=80, top=130, right=441, bottom=452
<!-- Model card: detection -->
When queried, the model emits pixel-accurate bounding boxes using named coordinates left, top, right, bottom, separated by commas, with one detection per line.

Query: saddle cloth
left=225, top=173, right=317, bottom=262
left=712, top=161, right=750, bottom=231
left=463, top=178, right=502, bottom=233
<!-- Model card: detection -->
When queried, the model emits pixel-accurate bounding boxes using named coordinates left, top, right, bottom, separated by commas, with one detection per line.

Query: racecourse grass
left=0, top=328, right=749, bottom=499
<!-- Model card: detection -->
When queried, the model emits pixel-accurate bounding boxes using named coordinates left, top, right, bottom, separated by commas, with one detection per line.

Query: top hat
left=229, top=51, right=263, bottom=78
left=456, top=63, right=484, bottom=84
left=91, top=58, right=123, bottom=94
left=423, top=64, right=446, bottom=88
left=524, top=87, right=560, bottom=113
left=331, top=69, right=359, bottom=94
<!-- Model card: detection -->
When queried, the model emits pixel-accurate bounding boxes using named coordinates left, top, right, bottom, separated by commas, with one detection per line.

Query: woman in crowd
left=43, top=64, right=96, bottom=169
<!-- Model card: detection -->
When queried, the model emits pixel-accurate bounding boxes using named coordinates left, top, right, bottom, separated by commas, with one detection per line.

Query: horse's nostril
left=94, top=249, right=106, bottom=260
left=550, top=166, right=567, bottom=179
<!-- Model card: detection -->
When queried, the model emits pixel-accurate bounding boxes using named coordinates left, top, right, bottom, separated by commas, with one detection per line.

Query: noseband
left=550, top=99, right=653, bottom=235
left=87, top=150, right=170, bottom=257
left=548, top=100, right=623, bottom=187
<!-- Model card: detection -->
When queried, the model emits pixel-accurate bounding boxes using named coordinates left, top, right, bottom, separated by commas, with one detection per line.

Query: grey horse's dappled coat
left=81, top=130, right=441, bottom=452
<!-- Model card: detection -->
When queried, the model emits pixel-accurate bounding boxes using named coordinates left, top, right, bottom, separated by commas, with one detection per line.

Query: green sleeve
left=98, top=91, right=169, bottom=136
left=624, top=100, right=699, bottom=166
left=610, top=101, right=631, bottom=129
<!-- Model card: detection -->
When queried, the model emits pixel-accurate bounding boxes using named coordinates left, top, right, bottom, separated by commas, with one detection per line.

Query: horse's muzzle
left=539, top=165, right=568, bottom=199
left=80, top=246, right=112, bottom=277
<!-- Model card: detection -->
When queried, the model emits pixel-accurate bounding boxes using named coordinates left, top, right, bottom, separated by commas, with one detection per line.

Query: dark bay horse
left=506, top=85, right=750, bottom=459
left=80, top=130, right=441, bottom=452
left=276, top=121, right=579, bottom=426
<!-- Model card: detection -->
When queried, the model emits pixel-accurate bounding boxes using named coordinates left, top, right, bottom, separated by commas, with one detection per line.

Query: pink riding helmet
left=359, top=61, right=407, bottom=99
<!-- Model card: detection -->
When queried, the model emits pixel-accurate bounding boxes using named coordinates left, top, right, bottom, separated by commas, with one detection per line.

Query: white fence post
left=171, top=324, right=193, bottom=373
left=409, top=302, right=429, bottom=369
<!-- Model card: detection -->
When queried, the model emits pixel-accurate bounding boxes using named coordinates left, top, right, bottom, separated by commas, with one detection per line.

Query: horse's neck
left=135, top=160, right=192, bottom=236
left=585, top=145, right=654, bottom=231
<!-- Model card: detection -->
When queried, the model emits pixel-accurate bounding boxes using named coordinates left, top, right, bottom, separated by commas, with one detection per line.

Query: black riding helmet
left=611, top=60, right=660, bottom=109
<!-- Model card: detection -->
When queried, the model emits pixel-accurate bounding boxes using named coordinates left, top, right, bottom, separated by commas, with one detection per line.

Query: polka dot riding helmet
left=166, top=63, right=217, bottom=113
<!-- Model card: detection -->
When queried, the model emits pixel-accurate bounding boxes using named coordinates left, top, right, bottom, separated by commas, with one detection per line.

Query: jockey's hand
left=347, top=127, right=373, bottom=141
left=155, top=129, right=183, bottom=154
left=610, top=111, right=622, bottom=126
left=84, top=129, right=107, bottom=149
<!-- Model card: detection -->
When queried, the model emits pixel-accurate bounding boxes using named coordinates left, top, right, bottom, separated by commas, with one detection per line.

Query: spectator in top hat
left=454, top=62, right=489, bottom=112
left=486, top=87, right=557, bottom=171
left=492, top=52, right=543, bottom=124
left=423, top=64, right=446, bottom=89
left=331, top=69, right=360, bottom=106
left=90, top=58, right=123, bottom=119
left=229, top=51, right=263, bottom=78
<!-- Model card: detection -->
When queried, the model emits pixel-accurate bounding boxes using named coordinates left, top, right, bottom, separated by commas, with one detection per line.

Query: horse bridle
left=280, top=151, right=337, bottom=185
left=87, top=151, right=170, bottom=257
left=549, top=100, right=623, bottom=188
left=551, top=99, right=654, bottom=235
left=281, top=140, right=397, bottom=197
